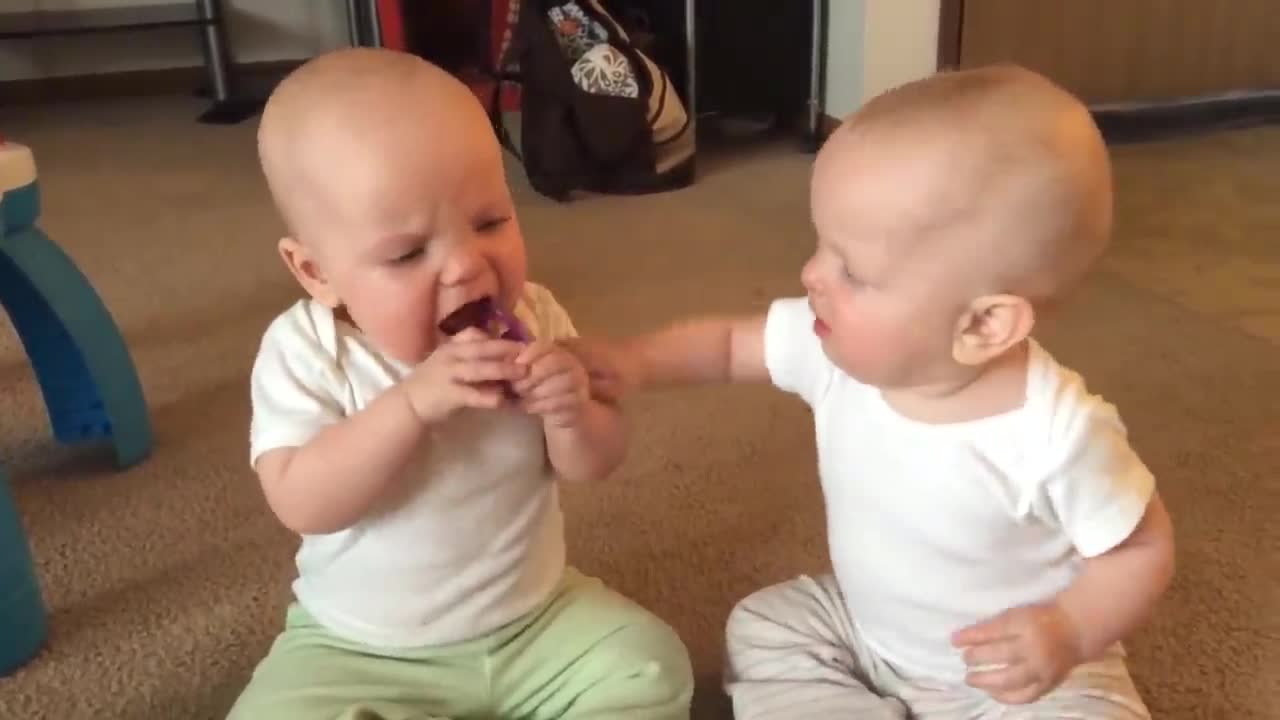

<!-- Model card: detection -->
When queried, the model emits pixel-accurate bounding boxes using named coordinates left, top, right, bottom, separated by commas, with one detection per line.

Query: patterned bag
left=490, top=0, right=694, bottom=201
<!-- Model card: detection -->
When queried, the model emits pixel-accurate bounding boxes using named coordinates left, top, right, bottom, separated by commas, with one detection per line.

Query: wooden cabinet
left=948, top=0, right=1280, bottom=104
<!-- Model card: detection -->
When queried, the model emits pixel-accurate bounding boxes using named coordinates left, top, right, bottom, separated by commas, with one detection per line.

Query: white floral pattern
left=570, top=44, right=640, bottom=98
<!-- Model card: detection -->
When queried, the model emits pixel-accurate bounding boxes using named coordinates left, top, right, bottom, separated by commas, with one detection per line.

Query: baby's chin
left=392, top=345, right=436, bottom=368
left=360, top=329, right=439, bottom=367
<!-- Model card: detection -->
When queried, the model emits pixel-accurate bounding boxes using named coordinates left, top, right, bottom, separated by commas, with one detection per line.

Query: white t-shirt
left=249, top=282, right=577, bottom=648
left=763, top=297, right=1155, bottom=682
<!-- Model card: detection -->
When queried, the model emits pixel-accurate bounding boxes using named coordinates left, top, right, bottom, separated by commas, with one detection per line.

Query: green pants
left=227, top=568, right=693, bottom=720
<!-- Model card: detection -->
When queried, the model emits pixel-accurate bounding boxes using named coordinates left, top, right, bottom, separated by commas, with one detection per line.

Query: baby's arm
left=955, top=397, right=1173, bottom=705
left=1056, top=492, right=1175, bottom=660
left=255, top=386, right=427, bottom=534
left=544, top=398, right=626, bottom=483
left=254, top=327, right=524, bottom=535
left=506, top=335, right=626, bottom=482
left=632, top=314, right=771, bottom=386
left=954, top=492, right=1173, bottom=705
left=539, top=312, right=769, bottom=480
left=572, top=314, right=770, bottom=401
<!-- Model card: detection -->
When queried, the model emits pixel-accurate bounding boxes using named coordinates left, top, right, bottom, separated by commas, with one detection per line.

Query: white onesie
left=248, top=282, right=576, bottom=648
left=762, top=297, right=1156, bottom=683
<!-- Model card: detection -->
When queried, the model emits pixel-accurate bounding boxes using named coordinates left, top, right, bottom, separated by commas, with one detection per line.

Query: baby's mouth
left=438, top=296, right=531, bottom=402
left=438, top=296, right=531, bottom=342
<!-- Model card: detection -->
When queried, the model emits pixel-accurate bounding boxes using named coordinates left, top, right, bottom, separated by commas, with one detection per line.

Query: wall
left=822, top=0, right=866, bottom=123
left=0, top=0, right=349, bottom=82
left=823, top=0, right=941, bottom=119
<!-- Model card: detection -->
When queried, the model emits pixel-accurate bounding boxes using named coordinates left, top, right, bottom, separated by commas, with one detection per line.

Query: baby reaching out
left=570, top=65, right=1175, bottom=719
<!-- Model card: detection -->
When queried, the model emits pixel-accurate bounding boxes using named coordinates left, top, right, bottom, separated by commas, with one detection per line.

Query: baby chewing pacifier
left=438, top=297, right=532, bottom=401
left=437, top=296, right=531, bottom=342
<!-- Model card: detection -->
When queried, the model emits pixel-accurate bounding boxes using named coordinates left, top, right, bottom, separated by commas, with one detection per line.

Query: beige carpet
left=1, top=96, right=1277, bottom=719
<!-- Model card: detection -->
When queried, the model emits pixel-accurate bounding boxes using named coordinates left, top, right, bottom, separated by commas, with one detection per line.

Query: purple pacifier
left=438, top=297, right=532, bottom=400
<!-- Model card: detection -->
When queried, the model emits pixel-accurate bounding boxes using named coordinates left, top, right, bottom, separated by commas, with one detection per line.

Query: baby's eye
left=477, top=216, right=509, bottom=234
left=392, top=247, right=424, bottom=265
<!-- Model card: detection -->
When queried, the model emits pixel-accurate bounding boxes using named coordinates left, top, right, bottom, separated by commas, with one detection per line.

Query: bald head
left=817, top=64, right=1112, bottom=303
left=257, top=48, right=497, bottom=243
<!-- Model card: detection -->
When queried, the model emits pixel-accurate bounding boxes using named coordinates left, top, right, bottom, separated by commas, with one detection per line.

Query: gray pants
left=725, top=575, right=1152, bottom=719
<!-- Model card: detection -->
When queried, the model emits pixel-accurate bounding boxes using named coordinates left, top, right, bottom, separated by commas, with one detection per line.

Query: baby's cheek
left=836, top=320, right=897, bottom=375
left=494, top=237, right=528, bottom=296
left=367, top=308, right=439, bottom=365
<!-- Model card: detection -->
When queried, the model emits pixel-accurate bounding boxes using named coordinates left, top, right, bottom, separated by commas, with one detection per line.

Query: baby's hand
left=511, top=341, right=590, bottom=428
left=401, top=328, right=527, bottom=424
left=558, top=337, right=636, bottom=404
left=951, top=600, right=1084, bottom=705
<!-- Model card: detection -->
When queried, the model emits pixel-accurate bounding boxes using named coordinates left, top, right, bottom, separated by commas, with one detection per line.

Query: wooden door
left=953, top=1, right=1280, bottom=104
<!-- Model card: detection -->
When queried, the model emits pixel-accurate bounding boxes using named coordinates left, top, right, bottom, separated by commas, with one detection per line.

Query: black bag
left=491, top=0, right=695, bottom=201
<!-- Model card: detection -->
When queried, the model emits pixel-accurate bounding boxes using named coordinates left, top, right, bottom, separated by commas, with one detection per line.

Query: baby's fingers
left=515, top=340, right=557, bottom=367
left=522, top=393, right=582, bottom=418
left=450, top=327, right=490, bottom=343
left=446, top=337, right=526, bottom=362
left=456, top=382, right=507, bottom=410
left=452, top=358, right=527, bottom=385
left=512, top=364, right=577, bottom=398
left=963, top=640, right=1021, bottom=671
left=966, top=662, right=1034, bottom=696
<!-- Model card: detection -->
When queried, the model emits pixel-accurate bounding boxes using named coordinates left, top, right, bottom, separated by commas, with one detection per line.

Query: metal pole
left=365, top=0, right=383, bottom=47
left=346, top=0, right=363, bottom=45
left=684, top=0, right=697, bottom=128
left=195, top=0, right=232, bottom=103
left=807, top=0, right=828, bottom=149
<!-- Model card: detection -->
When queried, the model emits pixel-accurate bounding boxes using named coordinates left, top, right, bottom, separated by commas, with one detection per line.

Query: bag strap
left=484, top=0, right=527, bottom=162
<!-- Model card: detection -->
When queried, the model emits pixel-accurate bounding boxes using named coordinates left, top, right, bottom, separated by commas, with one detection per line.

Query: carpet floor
left=1, top=96, right=1277, bottom=719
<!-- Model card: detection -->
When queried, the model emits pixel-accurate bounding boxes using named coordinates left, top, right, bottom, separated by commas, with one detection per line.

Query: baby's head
left=805, top=64, right=1112, bottom=392
left=257, top=47, right=526, bottom=365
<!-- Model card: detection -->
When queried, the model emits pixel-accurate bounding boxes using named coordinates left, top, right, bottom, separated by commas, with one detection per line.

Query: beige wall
left=0, top=0, right=349, bottom=82
left=824, top=0, right=940, bottom=119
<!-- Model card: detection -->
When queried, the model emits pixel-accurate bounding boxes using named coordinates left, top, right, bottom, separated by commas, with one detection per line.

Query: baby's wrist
left=1052, top=596, right=1093, bottom=664
left=616, top=338, right=651, bottom=389
left=542, top=405, right=587, bottom=433
left=397, top=382, right=440, bottom=426
left=544, top=394, right=599, bottom=432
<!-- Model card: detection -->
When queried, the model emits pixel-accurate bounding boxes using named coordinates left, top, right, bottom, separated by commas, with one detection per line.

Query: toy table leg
left=0, top=464, right=47, bottom=677
left=0, top=227, right=151, bottom=469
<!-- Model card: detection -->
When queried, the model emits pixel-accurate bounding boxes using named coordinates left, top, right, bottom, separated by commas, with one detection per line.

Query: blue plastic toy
left=0, top=464, right=45, bottom=677
left=0, top=137, right=152, bottom=676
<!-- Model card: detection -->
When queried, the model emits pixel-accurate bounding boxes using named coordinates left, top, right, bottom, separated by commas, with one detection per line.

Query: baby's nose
left=440, top=245, right=485, bottom=287
left=800, top=259, right=821, bottom=292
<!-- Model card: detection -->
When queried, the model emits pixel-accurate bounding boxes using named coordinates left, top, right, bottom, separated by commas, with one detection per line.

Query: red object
left=375, top=0, right=407, bottom=51
left=375, top=1, right=522, bottom=112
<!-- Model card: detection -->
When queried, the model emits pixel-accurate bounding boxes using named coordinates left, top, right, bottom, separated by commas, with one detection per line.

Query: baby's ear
left=951, top=293, right=1035, bottom=366
left=278, top=237, right=341, bottom=308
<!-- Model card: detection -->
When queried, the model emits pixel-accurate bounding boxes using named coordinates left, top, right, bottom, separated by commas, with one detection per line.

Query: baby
left=229, top=48, right=692, bottom=719
left=572, top=65, right=1175, bottom=719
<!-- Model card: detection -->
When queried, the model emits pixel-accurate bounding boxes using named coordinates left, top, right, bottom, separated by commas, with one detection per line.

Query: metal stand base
left=196, top=98, right=262, bottom=124
left=193, top=0, right=259, bottom=124
left=0, top=1, right=253, bottom=124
